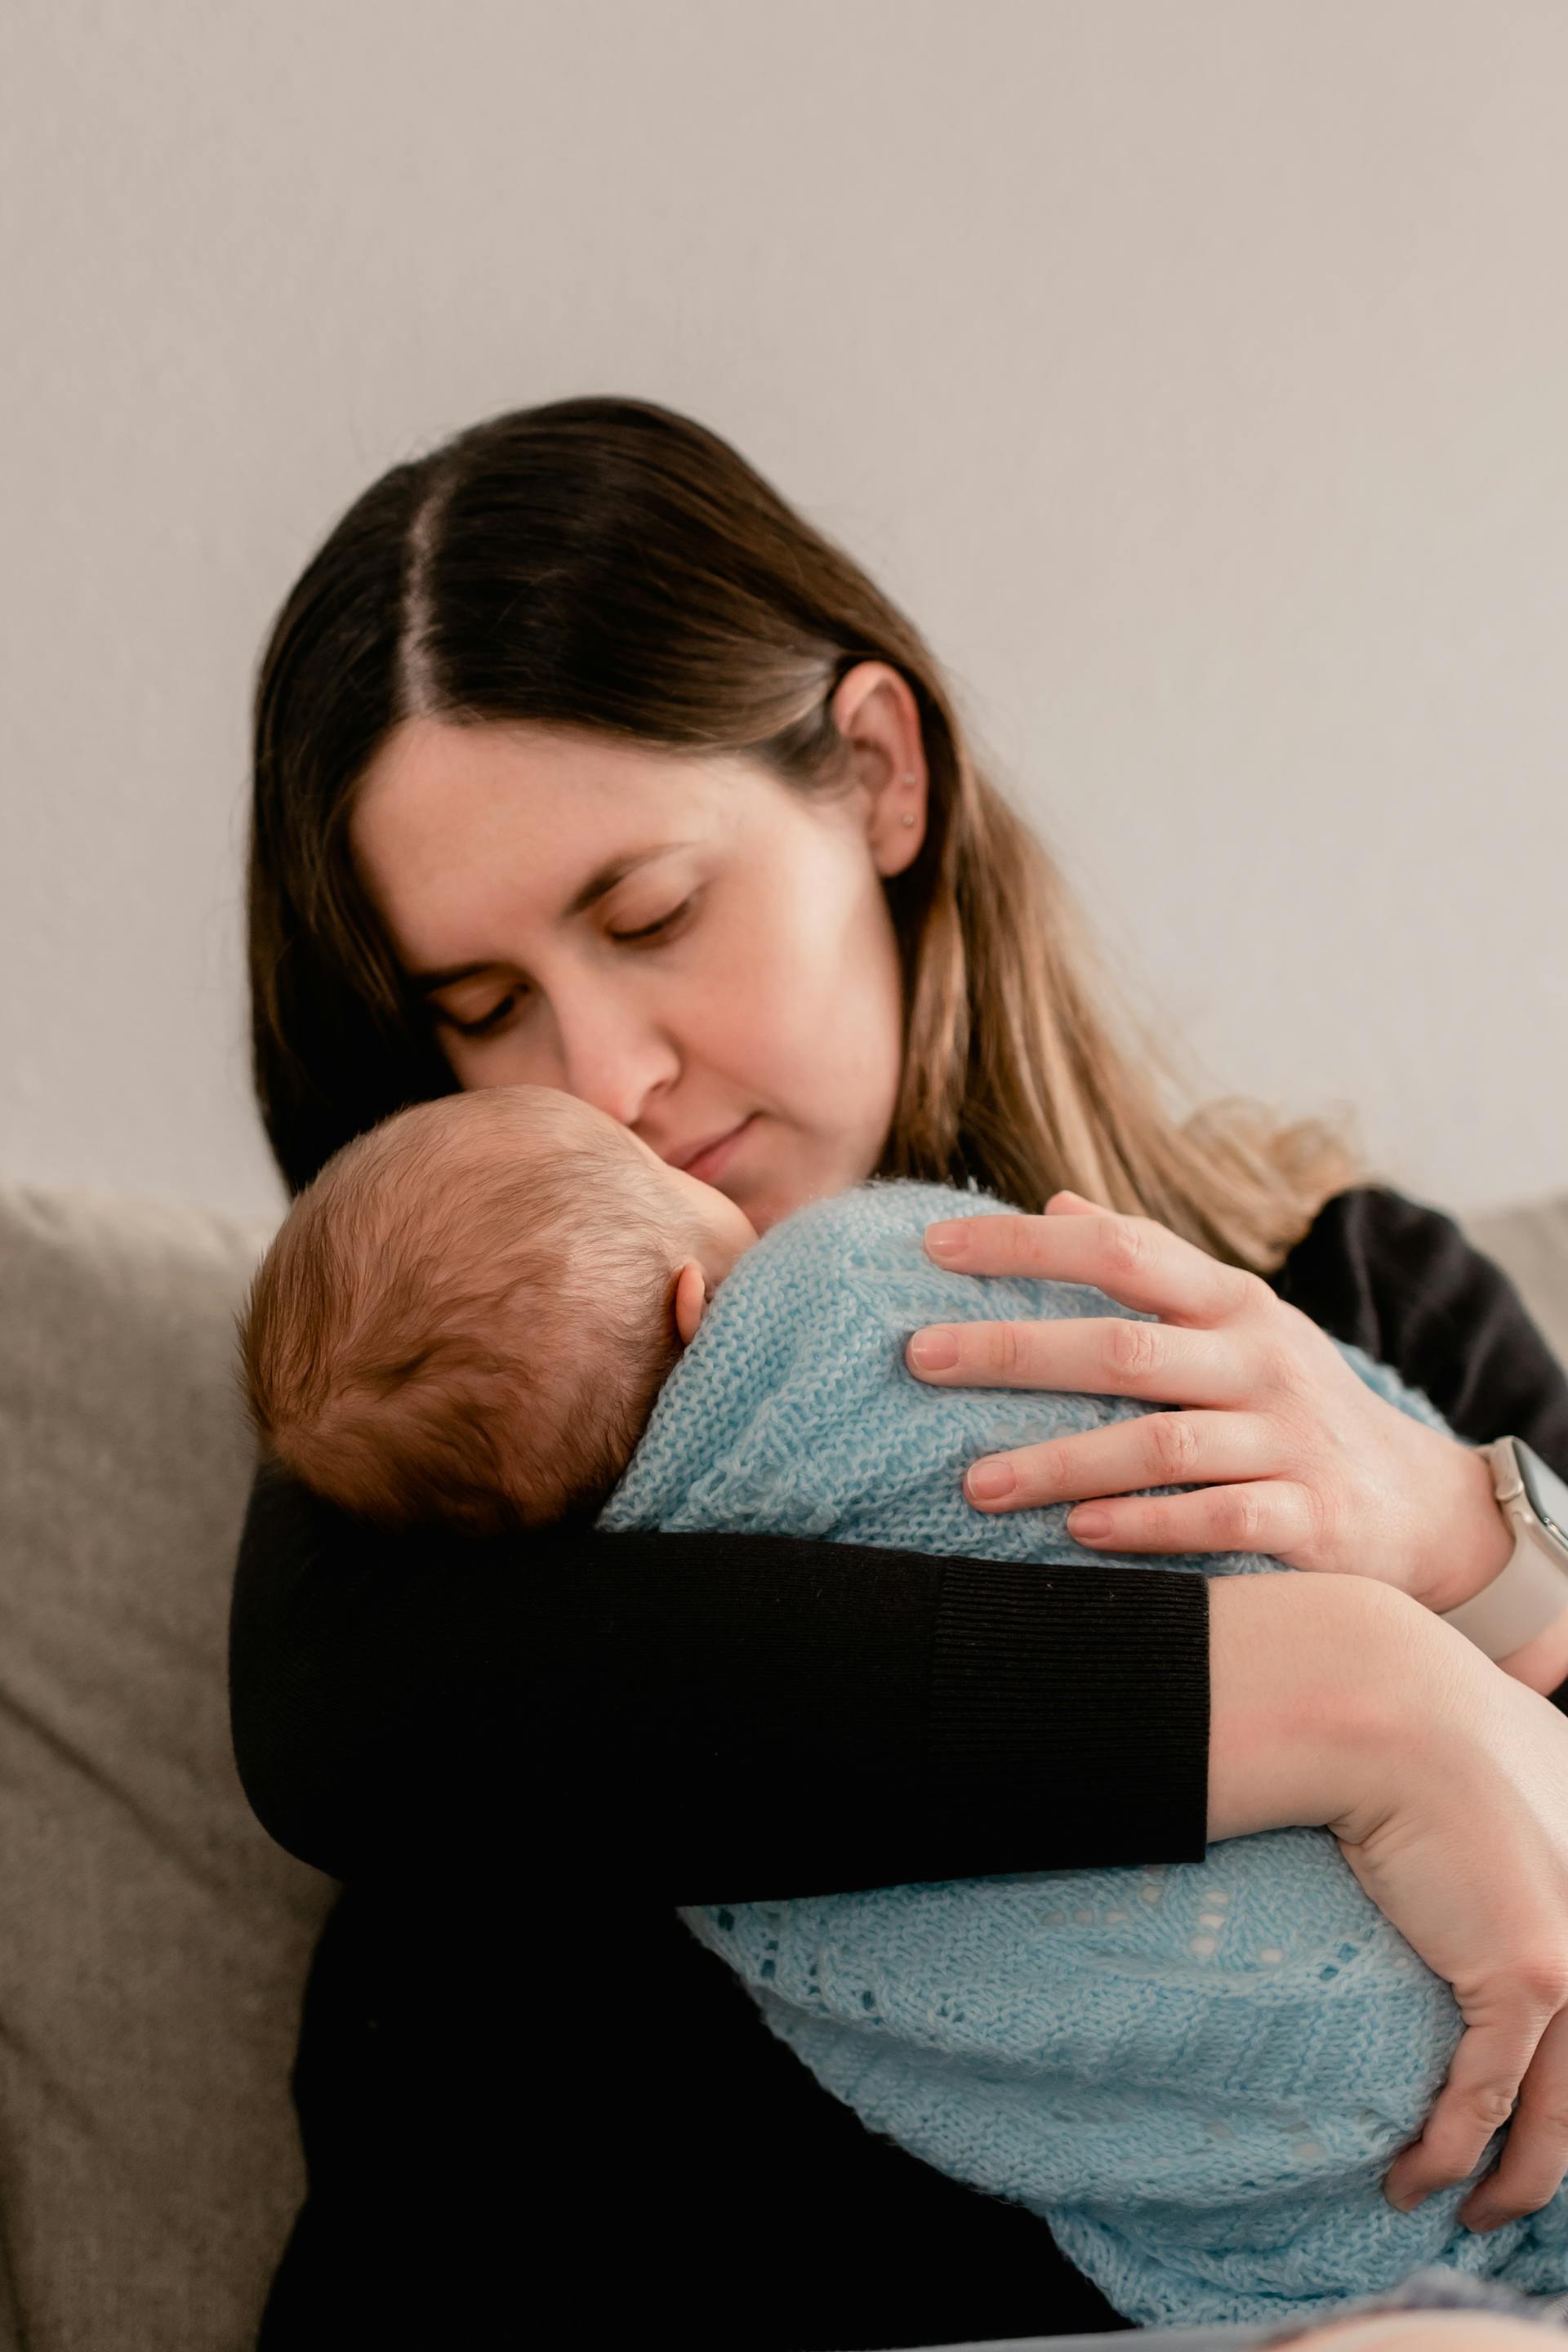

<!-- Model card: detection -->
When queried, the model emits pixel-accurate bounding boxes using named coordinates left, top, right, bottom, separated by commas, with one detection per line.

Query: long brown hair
left=248, top=395, right=1360, bottom=1269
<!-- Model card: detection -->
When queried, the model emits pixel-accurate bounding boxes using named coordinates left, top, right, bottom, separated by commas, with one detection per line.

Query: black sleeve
left=1269, top=1184, right=1568, bottom=1477
left=228, top=1458, right=1209, bottom=1900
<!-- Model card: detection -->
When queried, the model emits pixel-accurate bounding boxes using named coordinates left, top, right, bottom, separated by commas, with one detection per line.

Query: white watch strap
left=1440, top=1440, right=1568, bottom=1659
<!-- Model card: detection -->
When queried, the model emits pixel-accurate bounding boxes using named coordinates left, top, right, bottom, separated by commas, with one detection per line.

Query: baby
left=239, top=1084, right=1568, bottom=2333
left=240, top=1084, right=759, bottom=1535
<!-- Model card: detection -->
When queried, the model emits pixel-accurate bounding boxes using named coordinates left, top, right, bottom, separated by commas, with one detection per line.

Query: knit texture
left=597, top=1178, right=1568, bottom=2328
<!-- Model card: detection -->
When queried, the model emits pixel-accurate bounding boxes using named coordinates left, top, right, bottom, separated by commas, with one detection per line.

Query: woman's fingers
left=1456, top=2002, right=1568, bottom=2230
left=914, top=1199, right=1505, bottom=1605
left=1382, top=2011, right=1545, bottom=2217
left=906, top=1314, right=1244, bottom=1405
left=966, top=1457, right=1318, bottom=1560
left=924, top=1205, right=1267, bottom=1329
left=940, top=1405, right=1277, bottom=1516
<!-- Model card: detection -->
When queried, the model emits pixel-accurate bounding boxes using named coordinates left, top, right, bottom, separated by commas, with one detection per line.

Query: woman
left=232, top=394, right=1568, bottom=2347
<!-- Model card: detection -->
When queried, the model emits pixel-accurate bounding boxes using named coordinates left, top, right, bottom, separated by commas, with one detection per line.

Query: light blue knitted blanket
left=596, top=1178, right=1568, bottom=2329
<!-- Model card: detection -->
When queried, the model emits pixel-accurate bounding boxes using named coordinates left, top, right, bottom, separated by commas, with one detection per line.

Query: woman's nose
left=549, top=985, right=680, bottom=1132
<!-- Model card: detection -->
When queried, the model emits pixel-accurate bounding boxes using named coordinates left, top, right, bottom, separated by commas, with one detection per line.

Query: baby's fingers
left=1457, top=2002, right=1568, bottom=2230
left=1383, top=2012, right=1547, bottom=2216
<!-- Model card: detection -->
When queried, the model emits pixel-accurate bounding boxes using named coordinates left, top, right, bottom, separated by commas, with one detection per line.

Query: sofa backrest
left=1465, top=1193, right=1568, bottom=1377
left=0, top=1181, right=334, bottom=2352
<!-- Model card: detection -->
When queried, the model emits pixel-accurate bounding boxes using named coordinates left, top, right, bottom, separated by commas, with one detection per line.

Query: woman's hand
left=1272, top=2314, right=1557, bottom=2349
left=1211, top=1575, right=1568, bottom=2231
left=905, top=1192, right=1512, bottom=1617
left=1334, top=1603, right=1568, bottom=2230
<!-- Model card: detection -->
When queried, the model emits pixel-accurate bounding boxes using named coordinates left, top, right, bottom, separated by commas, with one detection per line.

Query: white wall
left=2, top=0, right=1565, bottom=1225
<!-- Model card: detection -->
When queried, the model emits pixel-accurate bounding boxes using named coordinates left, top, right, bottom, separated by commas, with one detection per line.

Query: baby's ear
left=673, top=1260, right=709, bottom=1348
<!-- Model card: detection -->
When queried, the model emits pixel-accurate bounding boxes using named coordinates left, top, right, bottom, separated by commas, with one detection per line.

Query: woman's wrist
left=1421, top=1443, right=1568, bottom=1695
left=1414, top=1440, right=1514, bottom=1616
left=1206, top=1574, right=1441, bottom=1844
left=1495, top=1604, right=1568, bottom=1696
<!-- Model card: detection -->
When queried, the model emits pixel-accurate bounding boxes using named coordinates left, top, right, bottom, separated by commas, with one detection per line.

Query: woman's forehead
left=350, top=716, right=744, bottom=952
left=355, top=715, right=721, bottom=848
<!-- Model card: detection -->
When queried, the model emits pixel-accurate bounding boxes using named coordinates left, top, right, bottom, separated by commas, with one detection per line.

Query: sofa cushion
left=1464, top=1192, right=1568, bottom=1381
left=0, top=1182, right=334, bottom=2352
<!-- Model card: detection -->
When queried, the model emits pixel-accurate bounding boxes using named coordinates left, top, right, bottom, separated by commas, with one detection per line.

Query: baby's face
left=501, top=1085, right=760, bottom=1272
left=619, top=1120, right=761, bottom=1262
left=515, top=1089, right=760, bottom=1349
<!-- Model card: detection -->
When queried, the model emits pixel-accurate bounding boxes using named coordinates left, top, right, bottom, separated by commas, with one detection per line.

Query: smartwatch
left=1441, top=1436, right=1568, bottom=1659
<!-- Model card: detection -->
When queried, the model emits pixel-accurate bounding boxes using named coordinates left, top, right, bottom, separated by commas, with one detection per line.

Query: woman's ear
left=828, top=660, right=927, bottom=876
left=673, top=1259, right=709, bottom=1347
left=867, top=760, right=927, bottom=878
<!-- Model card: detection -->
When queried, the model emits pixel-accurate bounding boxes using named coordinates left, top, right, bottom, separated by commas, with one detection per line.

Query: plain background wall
left=2, top=0, right=1564, bottom=1227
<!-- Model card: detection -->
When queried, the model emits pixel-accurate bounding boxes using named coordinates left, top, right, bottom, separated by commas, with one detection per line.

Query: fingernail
left=967, top=1459, right=1016, bottom=1501
left=1388, top=2188, right=1426, bottom=2213
left=909, top=1330, right=959, bottom=1370
left=1070, top=1508, right=1111, bottom=1540
left=1465, top=2207, right=1502, bottom=2234
left=925, top=1223, right=966, bottom=1258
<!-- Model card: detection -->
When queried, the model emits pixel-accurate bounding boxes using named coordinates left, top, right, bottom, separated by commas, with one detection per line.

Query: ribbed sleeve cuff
left=927, top=1561, right=1211, bottom=1869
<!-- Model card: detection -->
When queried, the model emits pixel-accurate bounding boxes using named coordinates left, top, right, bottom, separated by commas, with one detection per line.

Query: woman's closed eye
left=445, top=993, right=523, bottom=1040
left=612, top=892, right=698, bottom=948
left=437, top=893, right=700, bottom=1038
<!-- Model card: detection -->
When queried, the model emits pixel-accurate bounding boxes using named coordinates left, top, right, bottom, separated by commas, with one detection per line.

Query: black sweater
left=229, top=1186, right=1568, bottom=2349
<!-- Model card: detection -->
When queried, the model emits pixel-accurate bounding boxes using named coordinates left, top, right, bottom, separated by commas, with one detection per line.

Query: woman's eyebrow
left=406, top=841, right=698, bottom=994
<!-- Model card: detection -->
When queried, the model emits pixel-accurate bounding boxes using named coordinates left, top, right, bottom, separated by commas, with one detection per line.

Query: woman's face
left=349, top=682, right=924, bottom=1236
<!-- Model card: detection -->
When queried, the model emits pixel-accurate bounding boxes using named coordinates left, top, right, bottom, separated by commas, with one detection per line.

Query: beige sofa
left=2, top=1176, right=1566, bottom=2352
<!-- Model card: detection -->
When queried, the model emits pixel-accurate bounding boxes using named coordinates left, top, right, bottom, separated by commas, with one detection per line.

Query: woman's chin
left=737, top=1188, right=791, bottom=1239
left=733, top=1134, right=878, bottom=1237
left=736, top=1171, right=818, bottom=1237
left=744, top=1186, right=838, bottom=1238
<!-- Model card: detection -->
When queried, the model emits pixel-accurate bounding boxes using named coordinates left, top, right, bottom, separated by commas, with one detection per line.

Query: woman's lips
left=682, top=1117, right=755, bottom=1186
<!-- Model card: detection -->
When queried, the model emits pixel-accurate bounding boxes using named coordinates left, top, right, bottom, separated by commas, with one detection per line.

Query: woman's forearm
left=1205, top=1574, right=1428, bottom=1842
left=1209, top=1554, right=1568, bottom=1846
left=231, top=1459, right=1215, bottom=1894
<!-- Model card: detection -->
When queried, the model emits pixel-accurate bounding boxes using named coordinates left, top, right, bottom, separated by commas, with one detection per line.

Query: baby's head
left=239, top=1085, right=759, bottom=1535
